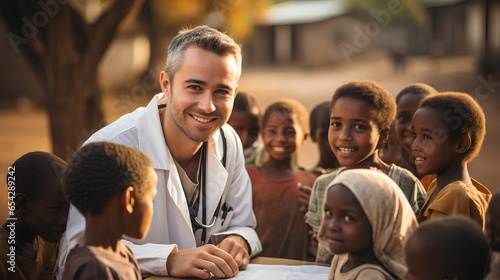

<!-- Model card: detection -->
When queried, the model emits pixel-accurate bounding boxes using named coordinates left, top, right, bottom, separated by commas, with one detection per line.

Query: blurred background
left=1, top=0, right=499, bottom=221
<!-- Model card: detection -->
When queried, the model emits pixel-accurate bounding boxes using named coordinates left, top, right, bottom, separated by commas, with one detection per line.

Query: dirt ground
left=1, top=51, right=499, bottom=221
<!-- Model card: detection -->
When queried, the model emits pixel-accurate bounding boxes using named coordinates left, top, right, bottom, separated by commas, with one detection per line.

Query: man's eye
left=187, top=85, right=201, bottom=90
left=215, top=89, right=230, bottom=94
left=424, top=135, right=432, bottom=140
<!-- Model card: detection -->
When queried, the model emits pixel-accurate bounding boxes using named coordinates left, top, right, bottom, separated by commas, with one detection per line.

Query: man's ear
left=377, top=129, right=390, bottom=149
left=122, top=186, right=135, bottom=214
left=159, top=71, right=171, bottom=98
left=456, top=134, right=471, bottom=154
left=15, top=193, right=29, bottom=216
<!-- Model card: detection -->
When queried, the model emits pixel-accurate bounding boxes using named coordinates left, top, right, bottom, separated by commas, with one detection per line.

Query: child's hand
left=298, top=183, right=312, bottom=214
left=369, top=166, right=385, bottom=174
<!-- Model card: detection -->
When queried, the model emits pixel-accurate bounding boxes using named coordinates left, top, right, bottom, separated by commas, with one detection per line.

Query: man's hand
left=217, top=235, right=250, bottom=270
left=298, top=183, right=312, bottom=214
left=167, top=245, right=239, bottom=279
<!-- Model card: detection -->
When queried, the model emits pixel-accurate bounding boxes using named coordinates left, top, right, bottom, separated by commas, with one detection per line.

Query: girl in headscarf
left=318, top=169, right=418, bottom=280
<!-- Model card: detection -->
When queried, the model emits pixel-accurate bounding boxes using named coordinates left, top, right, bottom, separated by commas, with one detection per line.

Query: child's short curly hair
left=309, top=101, right=330, bottom=139
left=262, top=98, right=310, bottom=135
left=63, top=142, right=153, bottom=216
left=396, top=82, right=437, bottom=104
left=418, top=92, right=486, bottom=162
left=8, top=151, right=66, bottom=197
left=233, top=91, right=261, bottom=115
left=330, top=80, right=396, bottom=131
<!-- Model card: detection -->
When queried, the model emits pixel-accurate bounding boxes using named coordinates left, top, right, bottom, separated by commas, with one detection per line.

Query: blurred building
left=244, top=0, right=500, bottom=70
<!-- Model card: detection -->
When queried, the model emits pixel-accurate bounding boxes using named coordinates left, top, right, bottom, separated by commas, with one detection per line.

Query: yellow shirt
left=417, top=178, right=491, bottom=230
left=0, top=227, right=59, bottom=280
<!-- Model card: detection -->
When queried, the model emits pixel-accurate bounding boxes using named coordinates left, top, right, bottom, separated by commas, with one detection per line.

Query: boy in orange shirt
left=412, top=92, right=491, bottom=228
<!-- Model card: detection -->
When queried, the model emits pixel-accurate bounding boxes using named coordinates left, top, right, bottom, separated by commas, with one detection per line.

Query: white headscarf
left=319, top=169, right=418, bottom=279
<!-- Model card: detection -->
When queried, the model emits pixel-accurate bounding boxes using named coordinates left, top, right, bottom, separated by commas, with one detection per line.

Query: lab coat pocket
left=212, top=207, right=234, bottom=233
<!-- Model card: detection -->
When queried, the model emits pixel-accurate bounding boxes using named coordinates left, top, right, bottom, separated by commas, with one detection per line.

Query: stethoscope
left=184, top=128, right=228, bottom=245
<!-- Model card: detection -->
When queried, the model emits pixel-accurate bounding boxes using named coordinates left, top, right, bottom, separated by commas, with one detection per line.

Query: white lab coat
left=57, top=93, right=262, bottom=277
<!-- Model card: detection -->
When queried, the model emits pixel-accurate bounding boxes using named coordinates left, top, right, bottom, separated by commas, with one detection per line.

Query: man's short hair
left=418, top=91, right=486, bottom=162
left=8, top=151, right=66, bottom=197
left=330, top=80, right=396, bottom=132
left=63, top=142, right=153, bottom=216
left=165, top=25, right=242, bottom=82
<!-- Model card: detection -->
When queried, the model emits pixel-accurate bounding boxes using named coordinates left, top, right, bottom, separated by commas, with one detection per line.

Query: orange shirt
left=247, top=165, right=317, bottom=260
left=417, top=178, right=491, bottom=230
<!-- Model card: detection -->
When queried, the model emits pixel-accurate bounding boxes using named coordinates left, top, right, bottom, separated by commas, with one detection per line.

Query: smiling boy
left=412, top=91, right=491, bottom=228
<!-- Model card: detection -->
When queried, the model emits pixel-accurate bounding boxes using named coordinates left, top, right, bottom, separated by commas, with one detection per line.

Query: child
left=485, top=190, right=500, bottom=280
left=394, top=83, right=437, bottom=189
left=228, top=91, right=263, bottom=165
left=0, top=151, right=69, bottom=280
left=61, top=142, right=158, bottom=279
left=246, top=98, right=317, bottom=260
left=318, top=169, right=418, bottom=280
left=404, top=216, right=489, bottom=280
left=305, top=80, right=426, bottom=263
left=412, top=92, right=491, bottom=228
left=379, top=123, right=400, bottom=165
left=309, top=101, right=341, bottom=176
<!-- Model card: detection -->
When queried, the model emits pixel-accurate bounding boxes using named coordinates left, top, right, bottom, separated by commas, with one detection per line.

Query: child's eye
left=397, top=115, right=410, bottom=123
left=265, top=129, right=276, bottom=135
left=353, top=124, right=366, bottom=130
left=344, top=215, right=354, bottom=222
left=331, top=122, right=341, bottom=128
left=324, top=209, right=333, bottom=217
left=285, top=130, right=297, bottom=136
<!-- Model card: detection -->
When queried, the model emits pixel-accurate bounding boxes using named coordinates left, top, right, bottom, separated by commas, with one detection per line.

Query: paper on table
left=228, top=264, right=330, bottom=280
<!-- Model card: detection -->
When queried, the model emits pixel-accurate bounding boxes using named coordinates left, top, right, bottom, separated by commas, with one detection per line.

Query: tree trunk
left=44, top=6, right=104, bottom=161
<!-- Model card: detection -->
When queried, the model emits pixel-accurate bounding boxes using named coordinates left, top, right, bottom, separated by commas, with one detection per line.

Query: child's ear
left=456, top=134, right=471, bottom=154
left=15, top=193, right=29, bottom=216
left=122, top=186, right=135, bottom=214
left=301, top=132, right=309, bottom=144
left=377, top=129, right=390, bottom=149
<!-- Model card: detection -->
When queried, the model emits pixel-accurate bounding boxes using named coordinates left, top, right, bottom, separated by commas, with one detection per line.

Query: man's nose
left=198, top=92, right=216, bottom=113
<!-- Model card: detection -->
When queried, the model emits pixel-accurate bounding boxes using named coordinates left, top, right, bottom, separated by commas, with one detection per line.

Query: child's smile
left=262, top=111, right=305, bottom=161
left=328, top=97, right=381, bottom=167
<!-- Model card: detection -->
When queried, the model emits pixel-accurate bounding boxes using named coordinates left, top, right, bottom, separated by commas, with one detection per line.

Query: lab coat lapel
left=137, top=93, right=195, bottom=244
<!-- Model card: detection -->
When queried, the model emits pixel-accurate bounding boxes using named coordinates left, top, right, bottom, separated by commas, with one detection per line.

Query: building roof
left=262, top=0, right=350, bottom=26
left=419, top=0, right=466, bottom=8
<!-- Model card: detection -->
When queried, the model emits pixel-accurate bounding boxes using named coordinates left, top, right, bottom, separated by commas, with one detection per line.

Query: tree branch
left=89, top=0, right=145, bottom=64
left=0, top=0, right=46, bottom=83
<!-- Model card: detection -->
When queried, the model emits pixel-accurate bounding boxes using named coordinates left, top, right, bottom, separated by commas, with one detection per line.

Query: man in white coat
left=57, top=25, right=262, bottom=279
